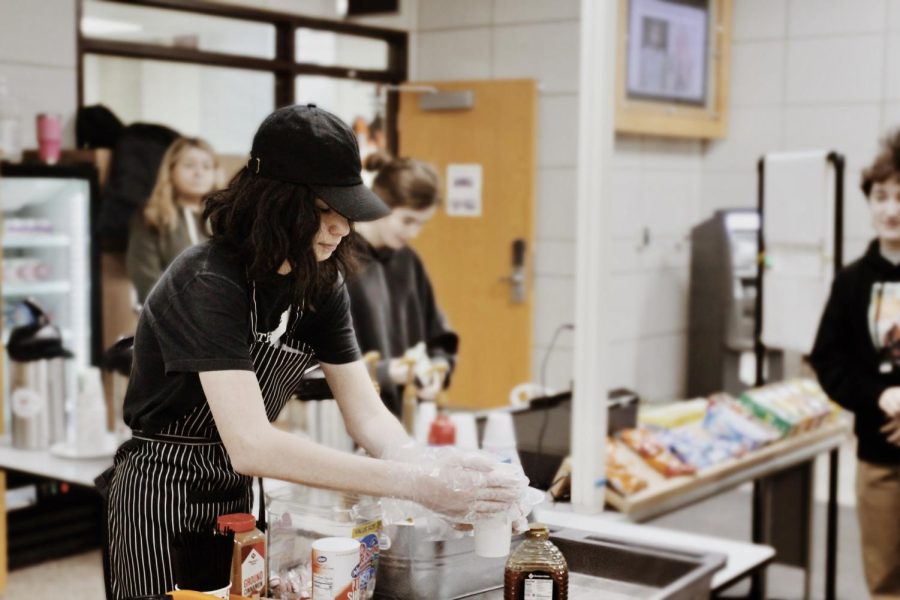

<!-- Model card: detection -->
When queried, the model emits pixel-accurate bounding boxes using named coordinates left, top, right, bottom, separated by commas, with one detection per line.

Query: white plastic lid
left=312, top=537, right=361, bottom=554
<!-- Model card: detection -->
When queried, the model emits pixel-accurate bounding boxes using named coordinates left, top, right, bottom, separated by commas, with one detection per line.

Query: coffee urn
left=6, top=299, right=73, bottom=450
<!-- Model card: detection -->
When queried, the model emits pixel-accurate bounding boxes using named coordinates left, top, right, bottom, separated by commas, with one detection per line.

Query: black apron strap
left=256, top=476, right=267, bottom=533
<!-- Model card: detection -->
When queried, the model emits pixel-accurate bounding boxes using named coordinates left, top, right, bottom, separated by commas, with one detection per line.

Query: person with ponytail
left=126, top=137, right=218, bottom=303
left=348, top=151, right=459, bottom=416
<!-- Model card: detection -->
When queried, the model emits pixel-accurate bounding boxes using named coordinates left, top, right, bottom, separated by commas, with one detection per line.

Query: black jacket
left=810, top=239, right=900, bottom=464
left=346, top=240, right=459, bottom=416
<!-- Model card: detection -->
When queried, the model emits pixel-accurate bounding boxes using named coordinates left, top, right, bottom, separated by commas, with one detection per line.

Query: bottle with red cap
left=427, top=364, right=455, bottom=446
left=216, top=512, right=267, bottom=599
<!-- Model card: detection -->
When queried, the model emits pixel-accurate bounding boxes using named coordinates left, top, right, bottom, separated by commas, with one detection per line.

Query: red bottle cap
left=217, top=512, right=256, bottom=533
left=428, top=413, right=457, bottom=446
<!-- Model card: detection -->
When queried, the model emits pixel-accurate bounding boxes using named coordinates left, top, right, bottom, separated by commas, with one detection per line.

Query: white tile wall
left=536, top=167, right=577, bottom=241
left=613, top=135, right=644, bottom=169
left=493, top=0, right=580, bottom=25
left=785, top=36, right=884, bottom=104
left=889, top=0, right=900, bottom=31
left=537, top=93, right=579, bottom=167
left=703, top=107, right=783, bottom=171
left=609, top=333, right=689, bottom=400
left=641, top=172, right=701, bottom=237
left=639, top=137, right=704, bottom=170
left=609, top=237, right=691, bottom=274
left=535, top=240, right=575, bottom=277
left=782, top=104, right=881, bottom=164
left=0, top=63, right=77, bottom=147
left=787, top=0, right=886, bottom=37
left=881, top=100, right=900, bottom=129
left=531, top=345, right=573, bottom=392
left=0, top=0, right=76, bottom=67
left=532, top=274, right=575, bottom=347
left=733, top=0, right=787, bottom=41
left=883, top=33, right=900, bottom=100
left=729, top=41, right=786, bottom=108
left=608, top=170, right=644, bottom=241
left=699, top=171, right=758, bottom=216
left=415, top=29, right=492, bottom=80
left=607, top=269, right=690, bottom=343
left=417, top=0, right=491, bottom=30
left=493, top=22, right=580, bottom=93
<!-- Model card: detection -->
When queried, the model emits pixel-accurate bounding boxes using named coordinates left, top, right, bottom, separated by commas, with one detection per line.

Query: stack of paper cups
left=450, top=412, right=478, bottom=449
left=414, top=401, right=437, bottom=444
left=481, top=411, right=520, bottom=464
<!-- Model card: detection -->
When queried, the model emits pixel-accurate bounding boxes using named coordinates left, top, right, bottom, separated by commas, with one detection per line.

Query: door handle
left=498, top=238, right=527, bottom=304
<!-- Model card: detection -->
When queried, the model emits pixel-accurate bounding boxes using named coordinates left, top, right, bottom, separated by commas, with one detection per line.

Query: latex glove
left=881, top=416, right=900, bottom=447
left=384, top=444, right=527, bottom=523
left=879, top=387, right=900, bottom=418
left=388, top=359, right=412, bottom=386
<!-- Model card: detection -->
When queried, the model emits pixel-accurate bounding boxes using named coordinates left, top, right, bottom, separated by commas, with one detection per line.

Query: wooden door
left=399, top=79, right=537, bottom=409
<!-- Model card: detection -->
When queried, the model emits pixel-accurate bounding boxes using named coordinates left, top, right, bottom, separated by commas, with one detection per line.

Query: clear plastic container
left=266, top=484, right=384, bottom=600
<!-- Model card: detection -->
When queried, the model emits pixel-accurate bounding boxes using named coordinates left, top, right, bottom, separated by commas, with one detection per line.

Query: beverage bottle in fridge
left=504, top=523, right=568, bottom=600
left=0, top=76, right=22, bottom=161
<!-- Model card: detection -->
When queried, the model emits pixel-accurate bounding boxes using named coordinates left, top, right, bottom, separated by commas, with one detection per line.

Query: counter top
left=0, top=436, right=112, bottom=488
left=534, top=504, right=774, bottom=592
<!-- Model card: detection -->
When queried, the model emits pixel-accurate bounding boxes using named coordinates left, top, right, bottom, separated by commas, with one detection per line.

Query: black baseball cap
left=248, top=104, right=390, bottom=221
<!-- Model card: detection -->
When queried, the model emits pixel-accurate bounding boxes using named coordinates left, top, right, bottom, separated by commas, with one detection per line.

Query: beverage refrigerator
left=0, top=162, right=102, bottom=423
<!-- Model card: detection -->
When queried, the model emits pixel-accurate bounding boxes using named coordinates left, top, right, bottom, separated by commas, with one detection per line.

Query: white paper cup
left=414, top=402, right=437, bottom=444
left=450, top=412, right=478, bottom=449
left=482, top=412, right=517, bottom=450
left=474, top=512, right=512, bottom=558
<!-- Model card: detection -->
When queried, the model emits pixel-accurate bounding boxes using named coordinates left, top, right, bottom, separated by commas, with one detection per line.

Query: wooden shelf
left=606, top=418, right=852, bottom=520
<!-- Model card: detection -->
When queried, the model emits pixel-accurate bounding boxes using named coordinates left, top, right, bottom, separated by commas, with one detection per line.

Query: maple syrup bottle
left=504, top=523, right=568, bottom=600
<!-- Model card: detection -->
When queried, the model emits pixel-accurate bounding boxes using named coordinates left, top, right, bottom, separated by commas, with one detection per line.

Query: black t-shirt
left=123, top=240, right=361, bottom=433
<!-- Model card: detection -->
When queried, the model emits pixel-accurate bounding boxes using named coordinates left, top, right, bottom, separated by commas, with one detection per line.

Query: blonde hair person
left=126, top=137, right=218, bottom=303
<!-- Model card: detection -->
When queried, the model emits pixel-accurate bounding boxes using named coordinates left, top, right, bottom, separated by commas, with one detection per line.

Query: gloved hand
left=416, top=360, right=449, bottom=402
left=388, top=359, right=412, bottom=386
left=383, top=444, right=528, bottom=523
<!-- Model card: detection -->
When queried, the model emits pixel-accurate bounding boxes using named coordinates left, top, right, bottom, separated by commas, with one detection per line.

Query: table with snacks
left=599, top=378, right=850, bottom=600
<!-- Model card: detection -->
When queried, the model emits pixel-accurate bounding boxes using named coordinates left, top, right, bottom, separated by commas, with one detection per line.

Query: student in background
left=126, top=137, right=218, bottom=303
left=811, top=131, right=900, bottom=600
left=347, top=151, right=458, bottom=416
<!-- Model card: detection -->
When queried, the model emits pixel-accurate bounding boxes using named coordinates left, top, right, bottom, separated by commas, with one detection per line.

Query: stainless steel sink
left=375, top=526, right=725, bottom=600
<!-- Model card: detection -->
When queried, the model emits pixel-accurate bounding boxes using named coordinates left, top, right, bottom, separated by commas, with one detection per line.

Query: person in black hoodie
left=811, top=131, right=900, bottom=599
left=347, top=152, right=459, bottom=416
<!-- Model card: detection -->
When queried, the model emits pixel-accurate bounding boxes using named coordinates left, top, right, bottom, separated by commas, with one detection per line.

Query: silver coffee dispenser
left=687, top=210, right=782, bottom=397
left=6, top=299, right=73, bottom=450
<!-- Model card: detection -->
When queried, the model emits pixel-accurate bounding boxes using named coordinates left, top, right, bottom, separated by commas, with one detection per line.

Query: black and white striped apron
left=106, top=284, right=315, bottom=600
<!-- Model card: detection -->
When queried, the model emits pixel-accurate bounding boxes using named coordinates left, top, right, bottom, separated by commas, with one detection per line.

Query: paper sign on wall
left=446, top=164, right=482, bottom=217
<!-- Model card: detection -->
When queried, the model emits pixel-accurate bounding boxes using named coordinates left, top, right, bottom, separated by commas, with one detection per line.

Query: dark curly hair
left=203, top=168, right=357, bottom=309
left=862, top=130, right=900, bottom=197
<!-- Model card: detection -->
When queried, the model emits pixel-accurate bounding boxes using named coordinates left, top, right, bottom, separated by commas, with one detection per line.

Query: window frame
left=76, top=0, right=408, bottom=151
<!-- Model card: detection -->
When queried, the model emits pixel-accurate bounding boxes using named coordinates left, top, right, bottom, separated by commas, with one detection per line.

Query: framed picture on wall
left=616, top=0, right=732, bottom=139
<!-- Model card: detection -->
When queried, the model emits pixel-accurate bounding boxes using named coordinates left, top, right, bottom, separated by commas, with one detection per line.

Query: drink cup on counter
left=450, top=412, right=478, bottom=449
left=474, top=511, right=512, bottom=558
left=414, top=401, right=437, bottom=444
left=481, top=411, right=520, bottom=464
left=36, top=113, right=62, bottom=165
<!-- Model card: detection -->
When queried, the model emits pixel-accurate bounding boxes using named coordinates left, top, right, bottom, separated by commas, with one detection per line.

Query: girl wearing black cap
left=101, top=105, right=524, bottom=600
left=347, top=152, right=458, bottom=416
